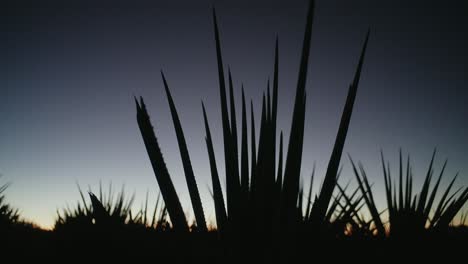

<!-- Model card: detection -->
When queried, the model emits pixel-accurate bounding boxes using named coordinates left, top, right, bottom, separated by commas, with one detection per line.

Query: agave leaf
left=349, top=155, right=386, bottom=236
left=213, top=8, right=239, bottom=220
left=304, top=165, right=315, bottom=220
left=256, top=94, right=267, bottom=194
left=311, top=30, right=370, bottom=225
left=272, top=39, right=280, bottom=199
left=282, top=0, right=314, bottom=220
left=298, top=188, right=304, bottom=217
left=405, top=155, right=411, bottom=209
left=89, top=192, right=109, bottom=224
left=157, top=206, right=168, bottom=229
left=327, top=193, right=344, bottom=222
left=135, top=97, right=188, bottom=232
left=276, top=131, right=284, bottom=193
left=423, top=160, right=447, bottom=220
left=76, top=183, right=91, bottom=215
left=250, top=100, right=257, bottom=195
left=143, top=191, right=149, bottom=225
left=381, top=152, right=394, bottom=222
left=416, top=149, right=437, bottom=215
left=240, top=87, right=249, bottom=197
left=272, top=37, right=279, bottom=132
left=266, top=79, right=271, bottom=122
left=431, top=174, right=459, bottom=227
left=436, top=188, right=468, bottom=228
left=202, top=102, right=228, bottom=231
left=335, top=185, right=364, bottom=225
left=265, top=79, right=277, bottom=203
left=398, top=149, right=403, bottom=210
left=228, top=69, right=240, bottom=189
left=151, top=192, right=161, bottom=228
left=161, top=71, right=207, bottom=232
left=409, top=164, right=413, bottom=209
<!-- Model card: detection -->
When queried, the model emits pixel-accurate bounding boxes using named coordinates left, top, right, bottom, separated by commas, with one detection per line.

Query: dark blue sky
left=1, top=0, right=467, bottom=228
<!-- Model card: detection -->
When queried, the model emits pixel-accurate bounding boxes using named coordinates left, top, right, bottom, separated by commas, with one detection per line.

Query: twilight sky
left=1, top=0, right=467, bottom=229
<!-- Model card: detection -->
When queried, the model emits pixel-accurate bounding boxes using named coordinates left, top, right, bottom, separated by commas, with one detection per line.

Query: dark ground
left=3, top=225, right=467, bottom=262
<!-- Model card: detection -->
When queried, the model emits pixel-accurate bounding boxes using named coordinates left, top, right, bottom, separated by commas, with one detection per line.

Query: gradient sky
left=1, top=0, right=467, bottom=229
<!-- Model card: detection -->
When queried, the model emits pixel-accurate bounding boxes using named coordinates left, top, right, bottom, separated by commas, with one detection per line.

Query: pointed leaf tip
left=139, top=96, right=145, bottom=107
left=161, top=72, right=171, bottom=97
left=353, top=30, right=371, bottom=86
left=134, top=96, right=140, bottom=109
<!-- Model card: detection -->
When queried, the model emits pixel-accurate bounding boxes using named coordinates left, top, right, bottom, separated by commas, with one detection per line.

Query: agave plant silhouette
left=0, top=179, right=20, bottom=228
left=349, top=150, right=468, bottom=238
left=135, top=0, right=371, bottom=249
left=55, top=183, right=167, bottom=231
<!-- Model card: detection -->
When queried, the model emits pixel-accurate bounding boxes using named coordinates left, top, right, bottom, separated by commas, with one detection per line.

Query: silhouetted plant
left=135, top=0, right=372, bottom=256
left=136, top=97, right=189, bottom=232
left=162, top=72, right=208, bottom=232
left=0, top=179, right=20, bottom=228
left=55, top=183, right=167, bottom=232
left=349, top=150, right=468, bottom=238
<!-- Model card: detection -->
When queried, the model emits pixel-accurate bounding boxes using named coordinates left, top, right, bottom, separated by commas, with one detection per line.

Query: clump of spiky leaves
left=350, top=150, right=468, bottom=239
left=205, top=0, right=371, bottom=249
left=55, top=183, right=168, bottom=232
left=333, top=183, right=373, bottom=238
left=0, top=180, right=20, bottom=228
left=135, top=0, right=372, bottom=254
